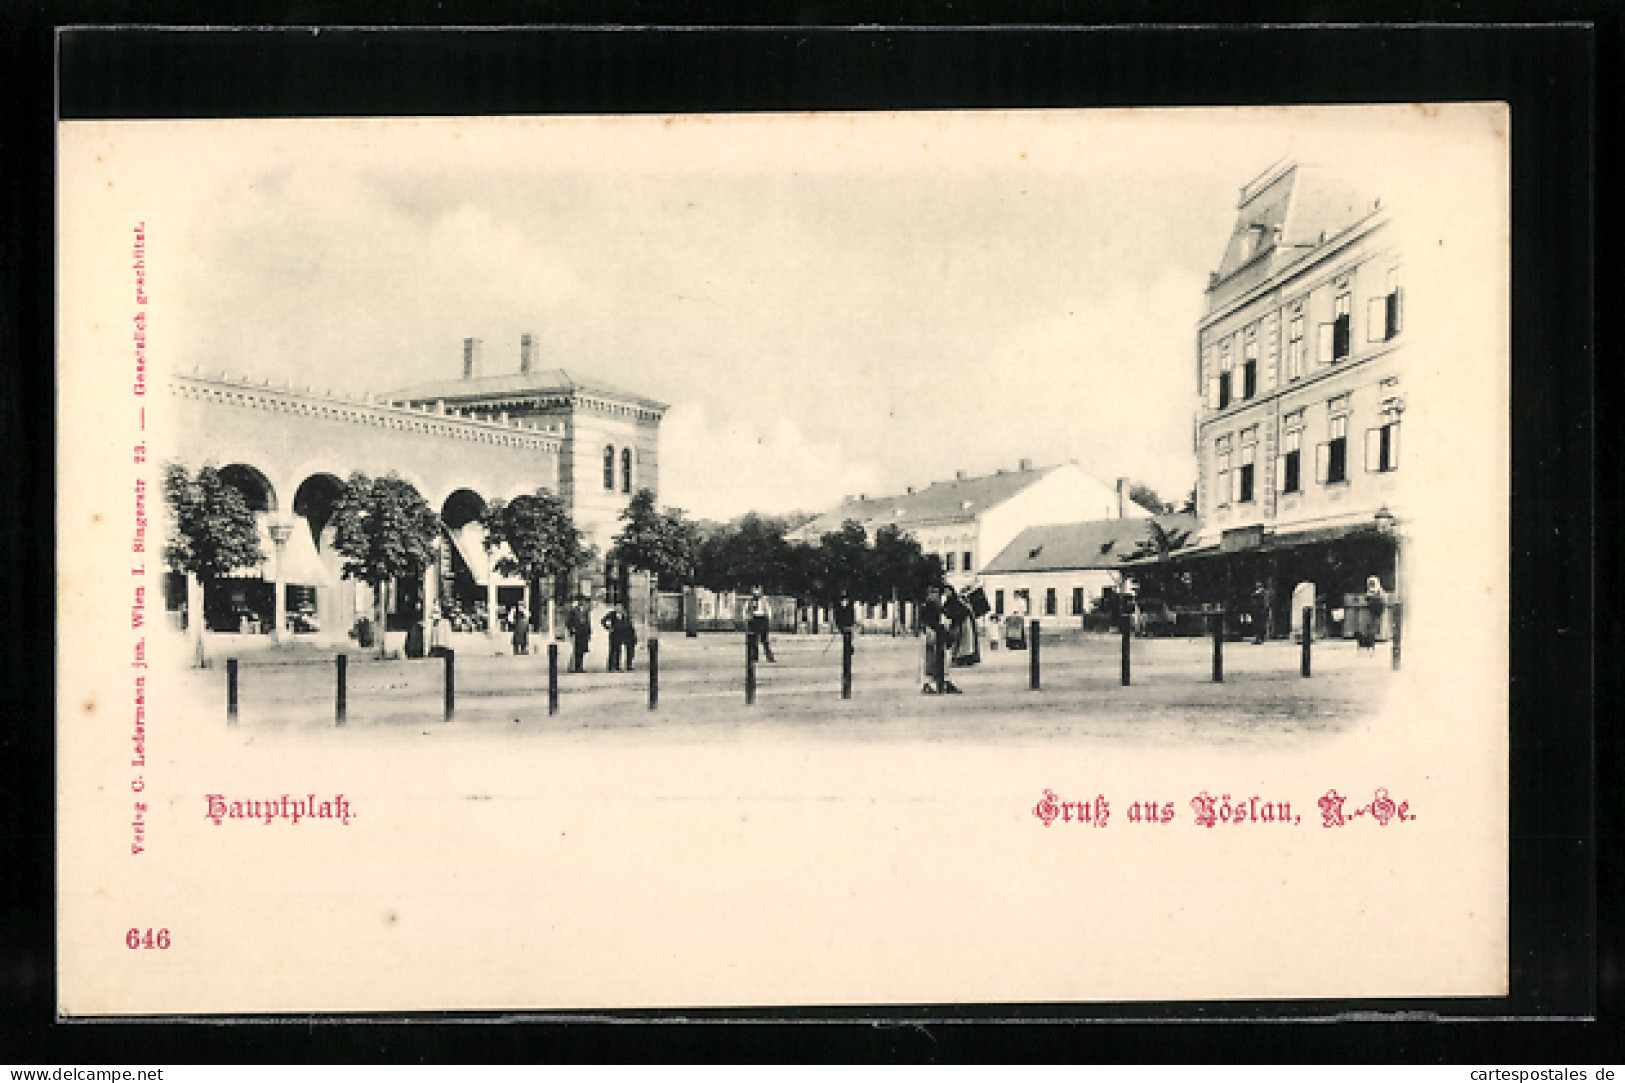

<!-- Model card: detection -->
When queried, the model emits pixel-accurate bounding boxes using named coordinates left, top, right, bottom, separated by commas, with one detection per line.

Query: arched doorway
left=204, top=463, right=278, bottom=633
left=289, top=473, right=346, bottom=640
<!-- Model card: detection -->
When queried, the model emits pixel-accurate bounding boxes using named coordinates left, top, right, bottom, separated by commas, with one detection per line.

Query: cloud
left=659, top=402, right=882, bottom=521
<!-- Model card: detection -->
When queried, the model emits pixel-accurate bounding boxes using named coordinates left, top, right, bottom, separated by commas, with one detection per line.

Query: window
left=1287, top=312, right=1306, bottom=380
left=621, top=447, right=633, bottom=493
left=1045, top=588, right=1057, bottom=616
left=1242, top=328, right=1259, bottom=399
left=995, top=589, right=1005, bottom=615
left=1366, top=420, right=1401, bottom=472
left=1369, top=266, right=1404, bottom=341
left=1208, top=338, right=1233, bottom=410
left=1276, top=428, right=1303, bottom=494
left=603, top=445, right=615, bottom=490
left=1317, top=415, right=1349, bottom=485
left=1333, top=291, right=1352, bottom=360
left=865, top=602, right=875, bottom=619
left=1215, top=435, right=1233, bottom=507
left=1238, top=429, right=1257, bottom=504
left=945, top=552, right=956, bottom=573
left=880, top=601, right=888, bottom=619
left=962, top=550, right=973, bottom=573
left=1071, top=587, right=1085, bottom=615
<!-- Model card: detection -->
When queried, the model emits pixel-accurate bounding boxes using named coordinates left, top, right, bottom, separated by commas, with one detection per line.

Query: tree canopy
left=162, top=463, right=265, bottom=581
left=329, top=472, right=440, bottom=589
left=483, top=489, right=591, bottom=588
left=609, top=488, right=701, bottom=590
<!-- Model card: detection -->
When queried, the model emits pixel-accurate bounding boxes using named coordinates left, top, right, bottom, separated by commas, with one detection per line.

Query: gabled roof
left=982, top=514, right=1200, bottom=574
left=1208, top=161, right=1378, bottom=308
left=386, top=369, right=668, bottom=412
left=790, top=465, right=1063, bottom=540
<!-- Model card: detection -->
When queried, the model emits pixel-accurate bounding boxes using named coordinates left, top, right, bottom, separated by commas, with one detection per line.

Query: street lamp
left=268, top=521, right=293, bottom=643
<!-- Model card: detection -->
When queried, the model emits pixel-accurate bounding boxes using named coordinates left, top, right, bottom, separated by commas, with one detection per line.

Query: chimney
left=1018, top=458, right=1033, bottom=472
left=519, top=332, right=535, bottom=374
left=906, top=486, right=914, bottom=494
left=462, top=337, right=483, bottom=380
left=1116, top=477, right=1128, bottom=519
left=955, top=469, right=967, bottom=481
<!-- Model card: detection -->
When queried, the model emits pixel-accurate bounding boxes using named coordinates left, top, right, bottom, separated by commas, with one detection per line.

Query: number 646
left=126, top=928, right=170, bottom=949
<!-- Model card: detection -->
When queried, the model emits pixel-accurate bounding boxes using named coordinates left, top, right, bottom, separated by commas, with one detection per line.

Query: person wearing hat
left=564, top=596, right=592, bottom=673
left=747, top=588, right=776, bottom=662
left=511, top=601, right=530, bottom=655
left=601, top=602, right=638, bottom=671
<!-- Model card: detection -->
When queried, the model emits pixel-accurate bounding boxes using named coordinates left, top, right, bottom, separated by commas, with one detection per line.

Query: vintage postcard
left=57, top=106, right=1509, bottom=1013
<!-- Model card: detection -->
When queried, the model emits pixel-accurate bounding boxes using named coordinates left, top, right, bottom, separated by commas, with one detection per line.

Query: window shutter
left=1207, top=377, right=1220, bottom=409
left=1389, top=423, right=1400, bottom=469
left=1366, top=428, right=1382, bottom=471
left=1315, top=443, right=1329, bottom=484
left=1274, top=457, right=1288, bottom=492
left=1392, top=288, right=1404, bottom=335
left=1368, top=297, right=1386, bottom=342
left=1216, top=470, right=1228, bottom=504
left=1317, top=323, right=1334, bottom=365
left=1230, top=467, right=1242, bottom=503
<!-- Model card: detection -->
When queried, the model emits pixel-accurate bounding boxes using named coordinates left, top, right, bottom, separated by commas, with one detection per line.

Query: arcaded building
left=163, top=333, right=665, bottom=650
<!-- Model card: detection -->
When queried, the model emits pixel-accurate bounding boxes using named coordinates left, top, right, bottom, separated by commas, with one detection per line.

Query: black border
left=4, top=11, right=1609, bottom=1064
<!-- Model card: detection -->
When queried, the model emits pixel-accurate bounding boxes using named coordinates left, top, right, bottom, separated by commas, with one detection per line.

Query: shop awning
left=446, top=525, right=525, bottom=587
left=277, top=519, right=335, bottom=587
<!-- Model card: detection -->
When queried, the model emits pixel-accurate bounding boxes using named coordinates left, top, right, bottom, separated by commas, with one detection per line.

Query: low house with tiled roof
left=788, top=459, right=1142, bottom=601
left=980, top=513, right=1199, bottom=623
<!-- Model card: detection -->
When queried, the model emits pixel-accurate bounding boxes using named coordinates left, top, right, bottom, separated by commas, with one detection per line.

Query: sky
left=101, top=108, right=1469, bottom=521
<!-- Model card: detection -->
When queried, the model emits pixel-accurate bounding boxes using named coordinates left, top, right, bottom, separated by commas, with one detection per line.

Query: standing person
left=511, top=601, right=530, bottom=656
left=945, top=585, right=980, bottom=668
left=1361, top=575, right=1387, bottom=652
left=1250, top=581, right=1270, bottom=645
left=834, top=592, right=856, bottom=639
left=601, top=603, right=638, bottom=671
left=565, top=597, right=592, bottom=673
left=918, top=586, right=960, bottom=695
left=747, top=589, right=776, bottom=663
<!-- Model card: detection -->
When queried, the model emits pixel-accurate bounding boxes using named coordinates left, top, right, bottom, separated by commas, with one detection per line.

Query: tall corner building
left=1185, top=160, right=1406, bottom=631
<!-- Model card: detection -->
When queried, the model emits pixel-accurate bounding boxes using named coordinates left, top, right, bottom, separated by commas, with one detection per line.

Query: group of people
left=561, top=598, right=641, bottom=673
left=919, top=584, right=987, bottom=695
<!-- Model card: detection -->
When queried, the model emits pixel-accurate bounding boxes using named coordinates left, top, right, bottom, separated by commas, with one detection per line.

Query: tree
left=1128, top=481, right=1175, bottom=515
left=609, top=488, right=701, bottom=591
left=872, top=523, right=940, bottom=602
left=330, top=473, right=440, bottom=656
left=481, top=489, right=590, bottom=614
left=816, top=520, right=871, bottom=602
left=163, top=463, right=266, bottom=656
left=1178, top=486, right=1197, bottom=515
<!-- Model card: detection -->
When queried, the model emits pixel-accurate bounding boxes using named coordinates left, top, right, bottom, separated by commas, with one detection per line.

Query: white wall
left=976, top=465, right=1140, bottom=577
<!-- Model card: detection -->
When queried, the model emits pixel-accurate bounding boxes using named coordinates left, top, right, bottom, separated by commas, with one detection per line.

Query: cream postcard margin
left=57, top=107, right=1509, bottom=1013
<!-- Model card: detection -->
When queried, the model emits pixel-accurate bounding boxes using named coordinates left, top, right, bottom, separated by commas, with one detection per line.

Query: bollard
left=1120, top=616, right=1132, bottom=686
left=226, top=658, right=238, bottom=724
left=1029, top=619, right=1041, bottom=691
left=335, top=654, right=347, bottom=725
left=649, top=639, right=659, bottom=710
left=1390, top=603, right=1402, bottom=671
left=746, top=632, right=757, bottom=704
left=443, top=649, right=456, bottom=719
left=1211, top=612, right=1224, bottom=683
left=1300, top=607, right=1313, bottom=678
left=841, top=629, right=853, bottom=700
left=547, top=643, right=559, bottom=716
